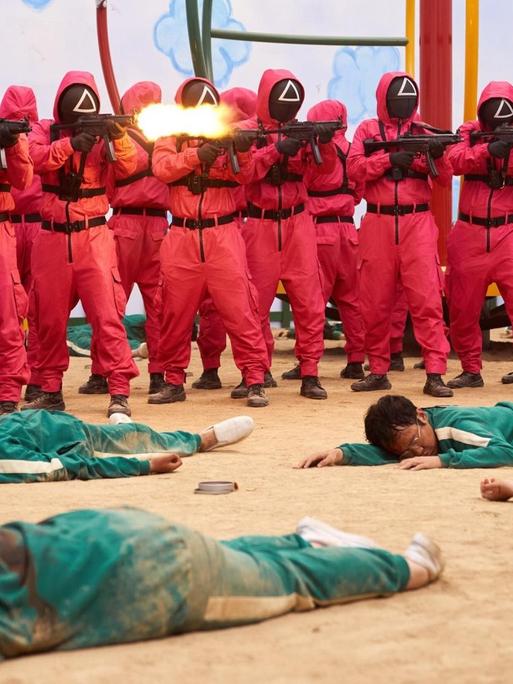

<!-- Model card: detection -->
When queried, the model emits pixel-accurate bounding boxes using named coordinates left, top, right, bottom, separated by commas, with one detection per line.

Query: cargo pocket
left=315, top=223, right=337, bottom=246
left=11, top=270, right=28, bottom=322
left=151, top=219, right=169, bottom=242
left=111, top=267, right=127, bottom=317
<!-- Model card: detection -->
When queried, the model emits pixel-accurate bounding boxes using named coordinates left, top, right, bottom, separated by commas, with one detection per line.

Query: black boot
left=192, top=368, right=222, bottom=390
left=502, top=371, right=513, bottom=385
left=107, top=395, right=131, bottom=417
left=148, top=373, right=166, bottom=395
left=351, top=374, right=392, bottom=392
left=340, top=362, right=364, bottom=380
left=281, top=365, right=301, bottom=380
left=389, top=352, right=405, bottom=372
left=423, top=374, right=454, bottom=398
left=231, top=379, right=248, bottom=399
left=300, top=376, right=328, bottom=400
left=0, top=401, right=17, bottom=415
left=78, top=374, right=108, bottom=395
left=24, top=384, right=42, bottom=402
left=247, top=384, right=269, bottom=407
left=22, top=391, right=65, bottom=411
left=447, top=372, right=484, bottom=389
left=264, top=371, right=278, bottom=388
left=148, top=383, right=186, bottom=404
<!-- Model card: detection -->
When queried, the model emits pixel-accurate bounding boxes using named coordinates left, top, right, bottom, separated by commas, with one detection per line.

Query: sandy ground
left=2, top=336, right=513, bottom=684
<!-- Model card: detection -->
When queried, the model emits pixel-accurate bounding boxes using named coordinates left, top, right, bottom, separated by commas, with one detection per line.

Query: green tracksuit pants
left=0, top=507, right=410, bottom=658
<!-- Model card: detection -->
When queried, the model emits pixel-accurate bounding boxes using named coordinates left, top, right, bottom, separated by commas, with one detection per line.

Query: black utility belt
left=10, top=213, right=42, bottom=223
left=247, top=202, right=305, bottom=221
left=112, top=207, right=167, bottom=218
left=367, top=203, right=430, bottom=216
left=171, top=213, right=235, bottom=229
left=0, top=183, right=11, bottom=193
left=458, top=212, right=513, bottom=228
left=314, top=215, right=354, bottom=224
left=308, top=187, right=354, bottom=198
left=235, top=209, right=248, bottom=219
left=384, top=169, right=429, bottom=181
left=463, top=174, right=513, bottom=187
left=42, top=216, right=107, bottom=234
left=42, top=183, right=106, bottom=199
left=0, top=212, right=10, bottom=222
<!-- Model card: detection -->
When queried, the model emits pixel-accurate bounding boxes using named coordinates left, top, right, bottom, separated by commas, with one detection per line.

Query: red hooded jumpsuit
left=241, top=69, right=335, bottom=378
left=196, top=87, right=258, bottom=372
left=0, top=107, right=33, bottom=402
left=0, top=86, right=42, bottom=385
left=446, top=81, right=513, bottom=374
left=152, top=78, right=268, bottom=387
left=29, top=71, right=139, bottom=396
left=304, top=99, right=365, bottom=364
left=347, top=71, right=450, bottom=375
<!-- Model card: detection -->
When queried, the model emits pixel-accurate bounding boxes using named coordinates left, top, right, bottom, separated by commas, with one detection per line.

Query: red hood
left=256, top=68, right=305, bottom=125
left=121, top=81, right=161, bottom=114
left=174, top=76, right=220, bottom=105
left=307, top=99, right=347, bottom=126
left=0, top=86, right=38, bottom=122
left=477, top=81, right=513, bottom=127
left=376, top=71, right=418, bottom=125
left=53, top=71, right=100, bottom=123
left=221, top=87, right=257, bottom=123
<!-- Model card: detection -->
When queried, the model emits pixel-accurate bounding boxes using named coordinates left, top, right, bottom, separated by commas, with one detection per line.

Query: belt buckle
left=190, top=219, right=204, bottom=229
left=279, top=208, right=289, bottom=220
left=393, top=205, right=402, bottom=216
left=70, top=220, right=82, bottom=233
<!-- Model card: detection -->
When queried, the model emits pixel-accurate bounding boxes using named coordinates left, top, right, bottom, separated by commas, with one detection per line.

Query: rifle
left=363, top=130, right=461, bottom=178
left=0, top=118, right=32, bottom=170
left=469, top=124, right=513, bottom=146
left=240, top=119, right=344, bottom=165
left=50, top=114, right=134, bottom=162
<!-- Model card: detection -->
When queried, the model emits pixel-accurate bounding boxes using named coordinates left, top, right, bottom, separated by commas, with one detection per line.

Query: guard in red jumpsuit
left=0, top=98, right=33, bottom=413
left=193, top=87, right=258, bottom=391
left=446, top=81, right=513, bottom=389
left=280, top=99, right=366, bottom=383
left=26, top=71, right=139, bottom=417
left=79, top=81, right=169, bottom=397
left=150, top=77, right=270, bottom=408
left=347, top=71, right=452, bottom=397
left=239, top=69, right=336, bottom=400
left=0, top=86, right=42, bottom=401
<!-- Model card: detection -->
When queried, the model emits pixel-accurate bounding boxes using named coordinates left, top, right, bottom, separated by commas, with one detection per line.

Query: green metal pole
left=185, top=0, right=208, bottom=77
left=210, top=29, right=408, bottom=46
left=201, top=0, right=214, bottom=81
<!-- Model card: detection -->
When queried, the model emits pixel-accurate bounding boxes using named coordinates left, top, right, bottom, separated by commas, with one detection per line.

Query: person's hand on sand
left=149, top=454, right=183, bottom=474
left=295, top=448, right=344, bottom=468
left=398, top=456, right=442, bottom=471
left=480, top=477, right=513, bottom=501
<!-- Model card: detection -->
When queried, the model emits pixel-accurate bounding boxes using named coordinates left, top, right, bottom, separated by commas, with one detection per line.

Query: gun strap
left=0, top=183, right=11, bottom=192
left=464, top=173, right=513, bottom=186
left=127, top=128, right=154, bottom=155
left=42, top=183, right=106, bottom=198
left=170, top=173, right=239, bottom=189
left=263, top=167, right=303, bottom=184
left=384, top=169, right=429, bottom=181
left=378, top=120, right=388, bottom=141
left=115, top=168, right=153, bottom=187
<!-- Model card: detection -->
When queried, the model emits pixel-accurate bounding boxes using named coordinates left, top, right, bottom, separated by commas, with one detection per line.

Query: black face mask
left=269, top=78, right=304, bottom=123
left=479, top=97, right=513, bottom=129
left=386, top=76, right=418, bottom=121
left=181, top=81, right=219, bottom=107
left=58, top=85, right=99, bottom=124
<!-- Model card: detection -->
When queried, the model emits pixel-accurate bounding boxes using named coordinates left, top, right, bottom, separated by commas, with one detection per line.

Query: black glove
left=197, top=141, right=222, bottom=165
left=0, top=125, right=19, bottom=148
left=316, top=124, right=335, bottom=144
left=233, top=131, right=253, bottom=153
left=429, top=141, right=445, bottom=159
left=488, top=140, right=510, bottom=159
left=107, top=120, right=127, bottom=140
left=275, top=137, right=302, bottom=156
left=389, top=150, right=415, bottom=169
left=71, top=131, right=97, bottom=153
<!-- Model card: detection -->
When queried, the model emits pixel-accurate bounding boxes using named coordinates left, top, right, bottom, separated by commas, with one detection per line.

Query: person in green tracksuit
left=296, top=395, right=513, bottom=470
left=0, top=410, right=254, bottom=482
left=0, top=506, right=442, bottom=658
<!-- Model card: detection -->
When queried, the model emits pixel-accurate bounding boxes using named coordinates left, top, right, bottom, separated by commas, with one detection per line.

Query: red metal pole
left=419, top=0, right=452, bottom=265
left=96, top=1, right=121, bottom=113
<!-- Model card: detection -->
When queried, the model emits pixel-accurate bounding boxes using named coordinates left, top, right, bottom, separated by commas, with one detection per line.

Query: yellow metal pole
left=464, top=0, right=479, bottom=121
left=405, top=0, right=415, bottom=76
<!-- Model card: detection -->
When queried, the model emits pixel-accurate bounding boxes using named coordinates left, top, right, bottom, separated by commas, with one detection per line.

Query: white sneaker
left=296, top=516, right=378, bottom=549
left=205, top=416, right=255, bottom=451
left=109, top=413, right=133, bottom=425
left=404, top=532, right=444, bottom=581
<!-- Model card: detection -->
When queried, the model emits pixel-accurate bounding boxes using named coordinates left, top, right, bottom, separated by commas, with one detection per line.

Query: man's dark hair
left=364, top=395, right=418, bottom=449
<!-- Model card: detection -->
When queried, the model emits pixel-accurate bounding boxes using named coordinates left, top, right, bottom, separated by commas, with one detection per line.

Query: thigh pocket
left=111, top=267, right=127, bottom=317
left=11, top=270, right=28, bottom=321
left=151, top=219, right=169, bottom=242
left=315, top=223, right=337, bottom=246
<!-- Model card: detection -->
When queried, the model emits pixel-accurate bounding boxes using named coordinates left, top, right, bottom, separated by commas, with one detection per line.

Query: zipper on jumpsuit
left=486, top=187, right=494, bottom=253
left=394, top=121, right=402, bottom=246
left=65, top=201, right=73, bottom=263
left=197, top=188, right=206, bottom=262
left=277, top=183, right=283, bottom=251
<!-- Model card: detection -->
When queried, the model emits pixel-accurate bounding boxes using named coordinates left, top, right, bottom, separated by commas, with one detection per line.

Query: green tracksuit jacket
left=339, top=402, right=513, bottom=468
left=0, top=410, right=201, bottom=483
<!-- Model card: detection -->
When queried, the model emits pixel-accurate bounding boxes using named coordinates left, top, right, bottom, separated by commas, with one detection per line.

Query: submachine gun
left=50, top=114, right=135, bottom=163
left=0, top=118, right=32, bottom=169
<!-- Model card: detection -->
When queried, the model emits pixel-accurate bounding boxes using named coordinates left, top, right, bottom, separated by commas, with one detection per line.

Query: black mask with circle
left=478, top=97, right=513, bottom=130
left=58, top=85, right=99, bottom=124
left=268, top=79, right=304, bottom=123
left=386, top=76, right=418, bottom=121
left=181, top=80, right=219, bottom=108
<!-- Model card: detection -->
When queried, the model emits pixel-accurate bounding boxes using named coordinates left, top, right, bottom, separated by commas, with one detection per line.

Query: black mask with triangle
left=479, top=97, right=513, bottom=129
left=269, top=79, right=304, bottom=122
left=386, top=76, right=418, bottom=121
left=58, top=85, right=99, bottom=124
left=181, top=80, right=219, bottom=107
